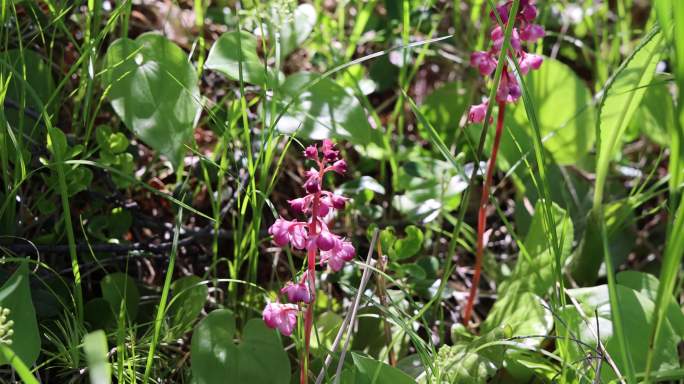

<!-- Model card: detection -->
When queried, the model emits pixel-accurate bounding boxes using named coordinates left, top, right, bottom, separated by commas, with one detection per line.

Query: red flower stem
left=463, top=101, right=506, bottom=326
left=301, top=163, right=323, bottom=384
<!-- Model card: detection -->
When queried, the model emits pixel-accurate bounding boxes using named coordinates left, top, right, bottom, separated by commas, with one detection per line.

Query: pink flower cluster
left=468, top=0, right=545, bottom=123
left=263, top=140, right=356, bottom=336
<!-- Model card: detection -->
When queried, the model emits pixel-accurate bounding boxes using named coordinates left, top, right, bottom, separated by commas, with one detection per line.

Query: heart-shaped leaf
left=168, top=276, right=208, bottom=338
left=100, top=273, right=139, bottom=322
left=275, top=72, right=380, bottom=146
left=102, top=33, right=200, bottom=167
left=191, top=309, right=290, bottom=384
left=205, top=31, right=273, bottom=86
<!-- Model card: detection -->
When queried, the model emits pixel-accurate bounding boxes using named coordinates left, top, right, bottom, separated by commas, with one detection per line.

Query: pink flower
left=468, top=100, right=489, bottom=123
left=320, top=240, right=355, bottom=272
left=315, top=228, right=339, bottom=251
left=489, top=3, right=511, bottom=23
left=304, top=169, right=321, bottom=193
left=330, top=159, right=347, bottom=174
left=263, top=302, right=298, bottom=336
left=521, top=4, right=538, bottom=22
left=491, top=26, right=521, bottom=52
left=519, top=53, right=543, bottom=75
left=281, top=279, right=312, bottom=303
left=321, top=139, right=339, bottom=162
left=288, top=196, right=310, bottom=213
left=519, top=24, right=545, bottom=42
left=470, top=51, right=497, bottom=77
left=331, top=194, right=347, bottom=210
left=304, top=145, right=318, bottom=160
left=268, top=218, right=308, bottom=249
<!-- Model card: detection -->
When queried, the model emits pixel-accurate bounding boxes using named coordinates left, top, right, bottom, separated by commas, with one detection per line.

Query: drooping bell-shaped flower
left=468, top=100, right=489, bottom=123
left=281, top=278, right=313, bottom=304
left=320, top=240, right=355, bottom=272
left=263, top=302, right=299, bottom=336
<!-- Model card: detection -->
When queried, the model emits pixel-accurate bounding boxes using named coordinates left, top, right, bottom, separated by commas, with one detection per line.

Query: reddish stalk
left=463, top=101, right=507, bottom=326
left=301, top=164, right=322, bottom=384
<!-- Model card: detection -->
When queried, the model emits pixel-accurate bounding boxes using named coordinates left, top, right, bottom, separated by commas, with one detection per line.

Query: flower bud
left=316, top=230, right=338, bottom=251
left=304, top=145, right=318, bottom=160
left=331, top=160, right=347, bottom=174
left=281, top=280, right=313, bottom=304
left=331, top=194, right=347, bottom=210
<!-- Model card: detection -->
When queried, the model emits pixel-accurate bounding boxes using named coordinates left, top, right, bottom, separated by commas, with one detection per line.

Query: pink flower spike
left=519, top=53, right=543, bottom=75
left=304, top=145, right=318, bottom=160
left=470, top=51, right=497, bottom=77
left=330, top=159, right=347, bottom=174
left=468, top=101, right=489, bottom=124
left=281, top=280, right=312, bottom=304
left=520, top=24, right=545, bottom=42
left=263, top=302, right=298, bottom=336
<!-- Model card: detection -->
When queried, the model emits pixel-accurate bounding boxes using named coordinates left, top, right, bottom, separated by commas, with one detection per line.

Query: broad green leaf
left=103, top=33, right=200, bottom=167
left=0, top=262, right=40, bottom=366
left=392, top=158, right=467, bottom=223
left=191, top=310, right=236, bottom=384
left=100, top=273, right=140, bottom=322
left=560, top=285, right=679, bottom=382
left=0, top=49, right=54, bottom=135
left=275, top=72, right=380, bottom=146
left=168, top=276, right=208, bottom=338
left=507, top=58, right=595, bottom=165
left=205, top=31, right=272, bottom=86
left=616, top=271, right=684, bottom=339
left=191, top=310, right=290, bottom=384
left=83, top=330, right=111, bottom=384
left=482, top=292, right=552, bottom=346
left=626, top=79, right=674, bottom=147
left=497, top=200, right=573, bottom=298
left=351, top=352, right=415, bottom=384
left=84, top=298, right=116, bottom=330
left=595, top=28, right=663, bottom=195
left=272, top=3, right=317, bottom=57
left=420, top=81, right=469, bottom=147
left=391, top=225, right=424, bottom=260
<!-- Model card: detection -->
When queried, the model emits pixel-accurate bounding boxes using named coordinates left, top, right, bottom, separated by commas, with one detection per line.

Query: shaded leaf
left=205, top=31, right=273, bottom=86
left=103, top=33, right=200, bottom=166
left=0, top=262, right=40, bottom=366
left=100, top=273, right=140, bottom=322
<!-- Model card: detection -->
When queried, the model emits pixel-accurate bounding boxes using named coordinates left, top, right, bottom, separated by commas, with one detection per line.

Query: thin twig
left=314, top=229, right=379, bottom=384
left=565, top=288, right=624, bottom=383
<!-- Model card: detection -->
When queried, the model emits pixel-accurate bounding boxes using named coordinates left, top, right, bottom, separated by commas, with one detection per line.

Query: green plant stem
left=463, top=101, right=506, bottom=326
left=142, top=208, right=183, bottom=384
left=0, top=345, right=39, bottom=384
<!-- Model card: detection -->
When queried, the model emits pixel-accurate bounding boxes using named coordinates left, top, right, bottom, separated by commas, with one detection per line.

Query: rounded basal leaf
left=100, top=273, right=140, bottom=322
left=420, top=81, right=469, bottom=147
left=626, top=79, right=673, bottom=146
left=102, top=33, right=200, bottom=167
left=275, top=72, right=380, bottom=147
left=191, top=310, right=237, bottom=384
left=205, top=31, right=273, bottom=86
left=271, top=3, right=317, bottom=57
left=191, top=311, right=289, bottom=384
left=1, top=49, right=55, bottom=136
left=508, top=58, right=595, bottom=165
left=0, top=262, right=40, bottom=367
